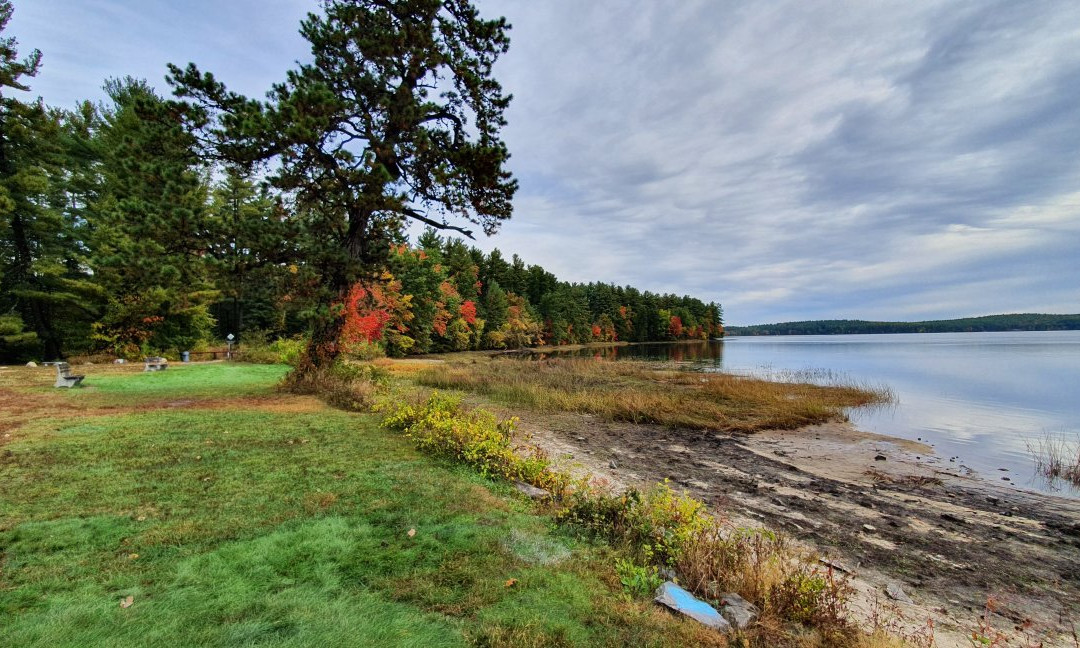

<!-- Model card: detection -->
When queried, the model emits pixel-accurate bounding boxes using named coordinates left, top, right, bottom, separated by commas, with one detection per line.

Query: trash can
left=181, top=351, right=190, bottom=363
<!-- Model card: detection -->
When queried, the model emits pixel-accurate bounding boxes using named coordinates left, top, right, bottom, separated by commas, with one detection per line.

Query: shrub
left=380, top=392, right=563, bottom=490
left=283, top=359, right=383, bottom=411
left=557, top=481, right=710, bottom=566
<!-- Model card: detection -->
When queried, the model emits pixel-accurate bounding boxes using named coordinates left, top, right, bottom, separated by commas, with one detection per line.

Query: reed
left=1027, top=432, right=1080, bottom=488
left=415, top=357, right=892, bottom=433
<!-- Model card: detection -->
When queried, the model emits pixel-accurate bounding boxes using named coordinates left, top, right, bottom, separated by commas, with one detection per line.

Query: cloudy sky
left=10, top=0, right=1080, bottom=325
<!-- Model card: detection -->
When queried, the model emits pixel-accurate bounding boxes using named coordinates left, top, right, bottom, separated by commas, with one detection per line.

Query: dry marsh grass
left=415, top=357, right=891, bottom=433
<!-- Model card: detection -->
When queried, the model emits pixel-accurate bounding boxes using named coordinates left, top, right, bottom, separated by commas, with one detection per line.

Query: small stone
left=654, top=582, right=730, bottom=631
left=885, top=583, right=914, bottom=604
left=608, top=459, right=618, bottom=469
left=575, top=436, right=586, bottom=442
left=874, top=454, right=886, bottom=461
left=862, top=524, right=877, bottom=532
left=718, top=592, right=759, bottom=629
left=1001, top=477, right=1011, bottom=481
left=513, top=481, right=550, bottom=500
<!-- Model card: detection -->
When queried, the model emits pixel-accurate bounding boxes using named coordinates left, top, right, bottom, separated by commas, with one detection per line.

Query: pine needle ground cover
left=0, top=364, right=720, bottom=647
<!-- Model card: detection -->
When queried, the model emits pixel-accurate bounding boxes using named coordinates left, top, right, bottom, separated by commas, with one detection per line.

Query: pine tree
left=0, top=3, right=100, bottom=360
left=91, top=78, right=216, bottom=355
left=169, top=0, right=517, bottom=374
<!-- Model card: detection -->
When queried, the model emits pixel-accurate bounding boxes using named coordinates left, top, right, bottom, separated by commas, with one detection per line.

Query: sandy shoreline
left=502, top=408, right=1080, bottom=647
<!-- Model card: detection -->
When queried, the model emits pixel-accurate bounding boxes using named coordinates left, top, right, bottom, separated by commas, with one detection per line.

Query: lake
left=537, top=331, right=1080, bottom=497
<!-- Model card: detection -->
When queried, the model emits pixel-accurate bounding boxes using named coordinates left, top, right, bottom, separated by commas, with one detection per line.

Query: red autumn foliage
left=460, top=300, right=477, bottom=325
left=668, top=315, right=684, bottom=338
left=341, top=284, right=392, bottom=343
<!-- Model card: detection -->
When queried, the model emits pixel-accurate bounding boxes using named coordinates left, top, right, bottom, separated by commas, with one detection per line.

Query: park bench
left=54, top=362, right=85, bottom=388
left=144, top=356, right=168, bottom=372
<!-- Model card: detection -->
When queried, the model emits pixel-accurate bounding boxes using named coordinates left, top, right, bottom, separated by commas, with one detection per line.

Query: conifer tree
left=92, top=78, right=216, bottom=354
left=0, top=2, right=100, bottom=360
left=168, top=0, right=517, bottom=374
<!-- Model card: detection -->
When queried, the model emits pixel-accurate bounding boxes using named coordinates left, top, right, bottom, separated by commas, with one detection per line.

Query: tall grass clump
left=1027, top=432, right=1080, bottom=488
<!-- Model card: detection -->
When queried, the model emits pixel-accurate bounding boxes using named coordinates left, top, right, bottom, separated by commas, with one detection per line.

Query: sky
left=9, top=0, right=1080, bottom=326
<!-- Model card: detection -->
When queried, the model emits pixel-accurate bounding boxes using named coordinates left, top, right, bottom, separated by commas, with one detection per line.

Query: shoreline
left=498, top=407, right=1080, bottom=646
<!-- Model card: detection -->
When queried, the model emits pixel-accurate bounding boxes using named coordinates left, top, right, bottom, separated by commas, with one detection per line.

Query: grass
left=1026, top=432, right=1080, bottom=489
left=0, top=363, right=725, bottom=647
left=413, top=357, right=891, bottom=433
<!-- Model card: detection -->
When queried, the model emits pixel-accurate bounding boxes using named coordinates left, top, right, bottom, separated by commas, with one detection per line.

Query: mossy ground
left=0, top=363, right=722, bottom=647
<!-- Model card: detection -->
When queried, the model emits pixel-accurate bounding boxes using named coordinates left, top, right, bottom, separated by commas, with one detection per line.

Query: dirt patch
left=0, top=384, right=327, bottom=444
left=510, top=409, right=1080, bottom=647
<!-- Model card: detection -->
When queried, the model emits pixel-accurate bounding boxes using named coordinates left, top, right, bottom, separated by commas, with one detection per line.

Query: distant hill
left=726, top=313, right=1080, bottom=336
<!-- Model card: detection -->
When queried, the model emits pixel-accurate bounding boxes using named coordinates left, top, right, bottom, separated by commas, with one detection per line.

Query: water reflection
left=530, top=341, right=725, bottom=363
left=531, top=332, right=1080, bottom=497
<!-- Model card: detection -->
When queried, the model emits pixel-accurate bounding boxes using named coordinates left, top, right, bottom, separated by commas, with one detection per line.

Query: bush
left=283, top=359, right=383, bottom=411
left=557, top=481, right=710, bottom=566
left=380, top=392, right=564, bottom=490
left=240, top=336, right=306, bottom=366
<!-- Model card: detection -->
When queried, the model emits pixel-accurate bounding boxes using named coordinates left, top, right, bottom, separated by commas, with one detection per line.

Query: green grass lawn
left=0, top=364, right=719, bottom=647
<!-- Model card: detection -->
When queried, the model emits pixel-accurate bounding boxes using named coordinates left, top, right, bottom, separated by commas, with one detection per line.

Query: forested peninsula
left=726, top=313, right=1080, bottom=336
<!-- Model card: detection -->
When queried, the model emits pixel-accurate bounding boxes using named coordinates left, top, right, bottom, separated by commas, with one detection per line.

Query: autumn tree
left=168, top=0, right=517, bottom=376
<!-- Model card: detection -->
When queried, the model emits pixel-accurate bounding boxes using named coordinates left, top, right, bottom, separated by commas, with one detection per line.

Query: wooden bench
left=54, top=362, right=85, bottom=388
left=144, top=356, right=169, bottom=372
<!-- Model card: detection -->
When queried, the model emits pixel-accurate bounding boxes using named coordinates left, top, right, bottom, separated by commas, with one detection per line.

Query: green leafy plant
left=616, top=558, right=664, bottom=599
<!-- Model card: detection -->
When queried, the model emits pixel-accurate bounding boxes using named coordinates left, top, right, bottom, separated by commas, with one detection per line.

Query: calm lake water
left=538, top=331, right=1080, bottom=497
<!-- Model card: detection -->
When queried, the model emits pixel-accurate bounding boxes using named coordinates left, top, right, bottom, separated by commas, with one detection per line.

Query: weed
left=615, top=558, right=664, bottom=599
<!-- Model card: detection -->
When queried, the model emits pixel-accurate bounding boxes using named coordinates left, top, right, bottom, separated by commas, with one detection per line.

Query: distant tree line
left=0, top=2, right=721, bottom=363
left=727, top=314, right=1080, bottom=336
left=341, top=231, right=723, bottom=356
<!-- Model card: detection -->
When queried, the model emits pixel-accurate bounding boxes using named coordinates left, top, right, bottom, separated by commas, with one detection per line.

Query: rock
left=718, top=592, right=759, bottom=629
left=941, top=513, right=966, bottom=524
left=658, top=566, right=677, bottom=581
left=862, top=524, right=877, bottom=532
left=114, top=358, right=126, bottom=364
left=25, top=361, right=37, bottom=367
left=608, top=459, right=618, bottom=469
left=885, top=582, right=914, bottom=604
left=575, top=436, right=586, bottom=442
left=986, top=496, right=1000, bottom=505
left=654, top=582, right=730, bottom=631
left=819, top=557, right=854, bottom=574
left=513, top=481, right=550, bottom=500
left=874, top=454, right=887, bottom=461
